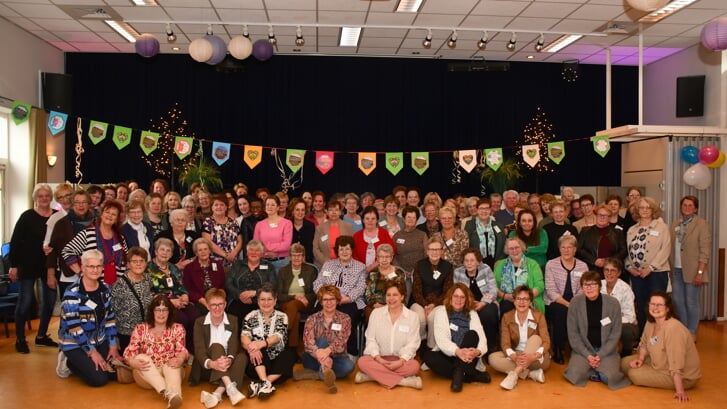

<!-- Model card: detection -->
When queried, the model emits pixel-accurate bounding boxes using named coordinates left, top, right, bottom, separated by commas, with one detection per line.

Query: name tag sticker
left=449, top=323, right=459, bottom=331
left=112, top=243, right=122, bottom=251
left=396, top=238, right=405, bottom=244
left=298, top=278, right=305, bottom=287
left=372, top=237, right=380, bottom=244
left=387, top=272, right=398, bottom=279
left=212, top=263, right=218, bottom=272
left=494, top=226, right=502, bottom=234
left=253, top=327, right=264, bottom=336
left=355, top=220, right=362, bottom=225
left=649, top=230, right=660, bottom=237
left=323, top=271, right=332, bottom=277
left=85, top=299, right=97, bottom=309
left=331, top=323, right=342, bottom=331
left=445, top=238, right=454, bottom=246
left=527, top=321, right=537, bottom=329
left=186, top=236, right=193, bottom=243
left=166, top=277, right=174, bottom=287
left=321, top=234, right=329, bottom=242
left=600, top=317, right=612, bottom=326
left=378, top=220, right=387, bottom=227
left=398, top=325, right=410, bottom=333
left=477, top=279, right=486, bottom=287
left=260, top=265, right=269, bottom=270
left=432, top=270, right=441, bottom=280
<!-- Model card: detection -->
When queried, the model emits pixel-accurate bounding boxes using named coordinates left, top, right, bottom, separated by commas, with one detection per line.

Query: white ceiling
left=0, top=0, right=725, bottom=65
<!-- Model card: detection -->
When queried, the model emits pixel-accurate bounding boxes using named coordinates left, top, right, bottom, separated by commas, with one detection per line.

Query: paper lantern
left=135, top=33, right=160, bottom=58
left=229, top=36, right=253, bottom=60
left=205, top=35, right=227, bottom=65
left=701, top=17, right=727, bottom=51
left=626, top=0, right=668, bottom=12
left=252, top=39, right=274, bottom=61
left=189, top=37, right=213, bottom=62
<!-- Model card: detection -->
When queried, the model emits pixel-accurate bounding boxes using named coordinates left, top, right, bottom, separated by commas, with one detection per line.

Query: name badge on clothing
left=354, top=220, right=361, bottom=225
left=85, top=299, right=97, bottom=309
left=212, top=263, right=218, bottom=272
left=396, top=238, right=405, bottom=244
left=600, top=317, right=612, bottom=326
left=386, top=272, right=398, bottom=279
left=253, top=327, right=264, bottom=337
left=112, top=243, right=122, bottom=252
left=323, top=270, right=332, bottom=277
left=432, top=270, right=441, bottom=280
left=476, top=279, right=486, bottom=287
left=269, top=223, right=278, bottom=228
left=449, top=323, right=459, bottom=331
left=494, top=226, right=501, bottom=234
left=186, top=236, right=193, bottom=243
left=398, top=325, right=410, bottom=333
left=378, top=220, right=387, bottom=227
left=445, top=238, right=454, bottom=246
left=260, top=265, right=269, bottom=270
left=224, top=330, right=232, bottom=343
left=331, top=323, right=342, bottom=331
left=166, top=277, right=174, bottom=288
left=321, top=234, right=329, bottom=242
left=649, top=230, right=660, bottom=237
left=298, top=278, right=305, bottom=287
left=527, top=321, right=537, bottom=330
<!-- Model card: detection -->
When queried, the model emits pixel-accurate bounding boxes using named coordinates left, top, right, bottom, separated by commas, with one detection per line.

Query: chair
left=0, top=242, right=32, bottom=337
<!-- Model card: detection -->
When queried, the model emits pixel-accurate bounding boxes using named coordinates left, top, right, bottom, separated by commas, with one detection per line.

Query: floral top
left=302, top=310, right=351, bottom=356
left=148, top=261, right=188, bottom=298
left=364, top=266, right=406, bottom=307
left=241, top=309, right=288, bottom=360
left=123, top=322, right=187, bottom=368
left=202, top=216, right=241, bottom=267
left=432, top=229, right=470, bottom=269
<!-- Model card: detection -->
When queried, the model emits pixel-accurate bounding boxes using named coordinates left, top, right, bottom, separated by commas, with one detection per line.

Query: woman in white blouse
left=601, top=257, right=639, bottom=357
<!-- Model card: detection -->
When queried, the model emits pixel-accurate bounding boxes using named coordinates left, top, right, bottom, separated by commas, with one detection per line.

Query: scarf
left=500, top=256, right=530, bottom=295
left=677, top=215, right=695, bottom=243
left=448, top=310, right=470, bottom=346
left=475, top=217, right=496, bottom=258
left=128, top=221, right=150, bottom=254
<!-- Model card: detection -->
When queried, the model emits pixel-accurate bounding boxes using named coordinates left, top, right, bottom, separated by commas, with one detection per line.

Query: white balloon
left=683, top=163, right=711, bottom=190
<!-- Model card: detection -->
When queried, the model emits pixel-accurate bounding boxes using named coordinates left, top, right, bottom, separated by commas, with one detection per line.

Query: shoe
left=164, top=391, right=182, bottom=409
left=56, top=350, right=71, bottom=378
left=472, top=370, right=491, bottom=384
left=589, top=372, right=602, bottom=382
left=35, top=334, right=59, bottom=348
left=397, top=376, right=423, bottom=389
left=15, top=340, right=29, bottom=354
left=247, top=381, right=260, bottom=399
left=200, top=391, right=220, bottom=409
left=420, top=362, right=430, bottom=371
left=552, top=351, right=564, bottom=365
left=518, top=368, right=529, bottom=380
left=293, top=368, right=319, bottom=381
left=226, top=382, right=245, bottom=406
left=500, top=371, right=518, bottom=390
left=528, top=368, right=545, bottom=383
left=257, top=380, right=276, bottom=400
left=451, top=368, right=464, bottom=392
left=187, top=354, right=195, bottom=366
left=354, top=371, right=373, bottom=384
left=321, top=367, right=337, bottom=394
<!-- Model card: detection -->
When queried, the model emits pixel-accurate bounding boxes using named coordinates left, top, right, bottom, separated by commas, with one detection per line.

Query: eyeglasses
left=208, top=303, right=225, bottom=309
left=74, top=201, right=88, bottom=205
left=581, top=203, right=593, bottom=207
left=528, top=202, right=540, bottom=206
left=85, top=265, right=103, bottom=270
left=515, top=297, right=531, bottom=302
left=129, top=259, right=146, bottom=264
left=57, top=194, right=72, bottom=200
left=321, top=298, right=337, bottom=302
left=582, top=282, right=599, bottom=288
left=596, top=213, right=610, bottom=217
left=649, top=303, right=666, bottom=308
left=427, top=248, right=443, bottom=251
left=154, top=308, right=169, bottom=313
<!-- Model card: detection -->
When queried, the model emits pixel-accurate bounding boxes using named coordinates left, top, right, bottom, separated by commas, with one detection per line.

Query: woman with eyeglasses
left=353, top=206, right=396, bottom=272
left=111, top=247, right=154, bottom=352
left=363, top=244, right=406, bottom=322
left=181, top=195, right=202, bottom=233
left=621, top=291, right=701, bottom=402
left=508, top=209, right=548, bottom=270
left=122, top=199, right=155, bottom=259
left=432, top=206, right=469, bottom=269
left=572, top=194, right=597, bottom=233
left=564, top=271, right=630, bottom=390
left=155, top=208, right=201, bottom=271
left=600, top=258, right=638, bottom=357
left=183, top=238, right=226, bottom=315
left=123, top=295, right=188, bottom=409
left=576, top=204, right=627, bottom=278
left=463, top=198, right=506, bottom=269
left=494, top=237, right=545, bottom=316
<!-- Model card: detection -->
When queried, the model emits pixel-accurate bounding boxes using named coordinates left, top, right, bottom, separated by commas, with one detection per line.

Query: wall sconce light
left=47, top=155, right=57, bottom=167
left=295, top=26, right=305, bottom=46
left=422, top=29, right=432, bottom=48
left=166, top=23, right=176, bottom=42
left=447, top=31, right=457, bottom=49
left=476, top=31, right=488, bottom=50
left=535, top=33, right=545, bottom=52
left=506, top=33, right=517, bottom=51
left=268, top=26, right=277, bottom=45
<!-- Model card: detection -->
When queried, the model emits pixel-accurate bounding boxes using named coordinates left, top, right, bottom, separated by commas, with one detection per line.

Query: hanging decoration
left=74, top=117, right=85, bottom=183
left=244, top=145, right=263, bottom=169
left=547, top=141, right=565, bottom=164
left=272, top=148, right=303, bottom=193
left=683, top=163, right=712, bottom=190
left=411, top=152, right=429, bottom=175
left=174, top=136, right=194, bottom=159
left=87, top=120, right=109, bottom=145
left=47, top=111, right=67, bottom=135
left=700, top=17, right=727, bottom=51
left=358, top=152, right=376, bottom=175
left=10, top=101, right=31, bottom=125
left=707, top=151, right=726, bottom=168
left=485, top=148, right=503, bottom=171
left=142, top=103, right=196, bottom=179
left=450, top=151, right=462, bottom=184
left=625, top=0, right=668, bottom=12
left=286, top=149, right=305, bottom=173
left=315, top=151, right=334, bottom=174
left=252, top=39, right=274, bottom=61
left=522, top=144, right=540, bottom=168
left=697, top=145, right=720, bottom=165
left=211, top=141, right=231, bottom=165
left=592, top=135, right=611, bottom=158
left=112, top=125, right=132, bottom=150
left=516, top=107, right=556, bottom=173
left=680, top=145, right=699, bottom=164
left=135, top=33, right=160, bottom=58
left=385, top=152, right=404, bottom=175
left=458, top=149, right=478, bottom=173
left=139, top=130, right=159, bottom=155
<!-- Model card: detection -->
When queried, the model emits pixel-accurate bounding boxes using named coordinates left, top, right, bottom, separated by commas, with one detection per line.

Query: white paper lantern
left=189, top=37, right=213, bottom=62
left=626, top=0, right=669, bottom=12
left=229, top=36, right=253, bottom=60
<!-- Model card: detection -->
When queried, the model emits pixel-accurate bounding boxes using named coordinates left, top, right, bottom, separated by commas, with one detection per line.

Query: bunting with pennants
left=11, top=101, right=31, bottom=125
left=212, top=142, right=231, bottom=165
left=315, top=151, right=334, bottom=174
left=88, top=120, right=108, bottom=145
left=112, top=126, right=132, bottom=150
left=48, top=111, right=67, bottom=135
left=522, top=144, right=540, bottom=168
left=174, top=136, right=194, bottom=159
left=458, top=149, right=478, bottom=173
left=386, top=152, right=404, bottom=175
left=139, top=130, right=159, bottom=155
left=485, top=148, right=503, bottom=171
left=286, top=149, right=305, bottom=173
left=358, top=152, right=376, bottom=175
left=411, top=152, right=429, bottom=175
left=244, top=145, right=262, bottom=169
left=547, top=141, right=565, bottom=164
left=593, top=135, right=611, bottom=158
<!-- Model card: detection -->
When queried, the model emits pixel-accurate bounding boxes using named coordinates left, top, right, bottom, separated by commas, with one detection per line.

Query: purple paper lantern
left=252, top=39, right=274, bottom=61
left=205, top=35, right=227, bottom=65
left=135, top=33, right=160, bottom=58
left=701, top=17, right=727, bottom=51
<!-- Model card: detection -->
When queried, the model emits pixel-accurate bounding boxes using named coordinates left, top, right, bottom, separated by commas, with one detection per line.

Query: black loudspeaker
left=41, top=72, right=73, bottom=114
left=676, top=75, right=705, bottom=117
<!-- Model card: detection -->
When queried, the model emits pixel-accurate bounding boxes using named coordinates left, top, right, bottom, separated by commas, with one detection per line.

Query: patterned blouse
left=432, top=229, right=470, bottom=269
left=364, top=266, right=406, bottom=307
left=123, top=322, right=188, bottom=368
left=202, top=216, right=241, bottom=267
left=241, top=309, right=288, bottom=360
left=313, top=258, right=367, bottom=309
left=302, top=310, right=351, bottom=356
left=110, top=274, right=154, bottom=336
left=148, top=261, right=188, bottom=298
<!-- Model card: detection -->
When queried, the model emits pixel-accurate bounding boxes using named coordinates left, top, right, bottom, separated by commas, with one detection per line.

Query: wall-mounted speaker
left=676, top=75, right=704, bottom=118
left=41, top=72, right=73, bottom=114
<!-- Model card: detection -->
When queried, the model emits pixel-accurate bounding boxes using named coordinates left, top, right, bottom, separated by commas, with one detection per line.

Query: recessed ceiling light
left=132, top=0, right=158, bottom=5
left=171, top=46, right=180, bottom=51
left=527, top=55, right=534, bottom=59
left=339, top=27, right=361, bottom=47
left=105, top=20, right=139, bottom=43
left=638, top=0, right=698, bottom=23
left=542, top=34, right=582, bottom=53
left=396, top=0, right=423, bottom=13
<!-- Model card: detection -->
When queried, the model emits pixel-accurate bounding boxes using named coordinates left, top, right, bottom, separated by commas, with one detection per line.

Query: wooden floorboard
left=1, top=317, right=724, bottom=409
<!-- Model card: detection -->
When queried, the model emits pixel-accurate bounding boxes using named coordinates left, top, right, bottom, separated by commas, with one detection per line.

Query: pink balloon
left=698, top=145, right=719, bottom=164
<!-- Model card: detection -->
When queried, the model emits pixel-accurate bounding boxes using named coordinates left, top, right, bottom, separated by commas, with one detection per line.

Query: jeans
left=15, top=277, right=56, bottom=340
left=671, top=269, right=701, bottom=334
left=631, top=271, right=668, bottom=334
left=301, top=337, right=355, bottom=379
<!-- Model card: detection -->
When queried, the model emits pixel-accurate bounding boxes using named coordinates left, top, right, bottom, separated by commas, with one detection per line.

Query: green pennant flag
left=484, top=148, right=503, bottom=171
left=88, top=120, right=109, bottom=145
left=112, top=126, right=132, bottom=150
left=286, top=149, right=305, bottom=172
left=139, top=130, right=160, bottom=155
left=174, top=136, right=194, bottom=159
left=593, top=135, right=611, bottom=158
left=411, top=152, right=429, bottom=175
left=386, top=152, right=404, bottom=175
left=11, top=101, right=32, bottom=125
left=547, top=141, right=565, bottom=164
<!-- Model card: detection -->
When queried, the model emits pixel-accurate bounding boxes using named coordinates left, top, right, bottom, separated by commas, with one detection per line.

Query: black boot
left=552, top=347, right=564, bottom=365
left=451, top=368, right=464, bottom=392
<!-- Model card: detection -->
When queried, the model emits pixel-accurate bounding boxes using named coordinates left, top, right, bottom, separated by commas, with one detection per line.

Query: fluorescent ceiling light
left=105, top=20, right=139, bottom=43
left=638, top=0, right=698, bottom=23
left=396, top=0, right=423, bottom=13
left=339, top=27, right=361, bottom=47
left=132, top=0, right=158, bottom=5
left=542, top=34, right=583, bottom=53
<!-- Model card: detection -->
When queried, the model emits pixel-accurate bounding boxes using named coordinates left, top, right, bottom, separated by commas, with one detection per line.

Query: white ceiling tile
left=660, top=9, right=722, bottom=25
left=357, top=47, right=400, bottom=54
left=521, top=2, right=582, bottom=18
left=0, top=3, right=19, bottom=16
left=470, top=1, right=530, bottom=17
left=114, top=5, right=171, bottom=20
left=359, top=36, right=401, bottom=48
left=318, top=10, right=366, bottom=25
left=548, top=19, right=606, bottom=32
left=267, top=9, right=317, bottom=23
left=211, top=0, right=264, bottom=8
left=28, top=30, right=59, bottom=40
left=5, top=16, right=42, bottom=31
left=265, top=0, right=316, bottom=10
left=54, top=31, right=105, bottom=42
left=364, top=27, right=410, bottom=37
left=422, top=0, right=480, bottom=14
left=460, top=15, right=513, bottom=29
left=47, top=40, right=78, bottom=52
left=164, top=7, right=222, bottom=21
left=365, top=11, right=417, bottom=25
left=317, top=46, right=357, bottom=54
left=322, top=0, right=370, bottom=12
left=72, top=42, right=120, bottom=52
left=4, top=2, right=67, bottom=18
left=656, top=36, right=702, bottom=48
left=568, top=4, right=626, bottom=21
left=413, top=13, right=467, bottom=27
left=506, top=17, right=561, bottom=31
left=30, top=18, right=87, bottom=30
left=643, top=23, right=694, bottom=36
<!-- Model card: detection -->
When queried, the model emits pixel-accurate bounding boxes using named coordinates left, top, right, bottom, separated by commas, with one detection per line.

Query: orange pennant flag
left=358, top=152, right=376, bottom=175
left=244, top=145, right=262, bottom=169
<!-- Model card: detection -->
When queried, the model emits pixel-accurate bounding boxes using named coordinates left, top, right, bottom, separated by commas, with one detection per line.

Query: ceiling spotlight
left=268, top=26, right=277, bottom=45
left=476, top=31, right=488, bottom=50
left=165, top=23, right=176, bottom=42
left=295, top=26, right=305, bottom=46
left=206, top=24, right=213, bottom=36
left=447, top=31, right=457, bottom=49
left=535, top=34, right=545, bottom=52
left=242, top=25, right=250, bottom=39
left=422, top=29, right=432, bottom=49
left=506, top=33, right=517, bottom=51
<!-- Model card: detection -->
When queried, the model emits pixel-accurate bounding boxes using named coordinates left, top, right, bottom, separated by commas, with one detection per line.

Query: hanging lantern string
left=74, top=117, right=85, bottom=183
left=196, top=141, right=206, bottom=190
left=450, top=151, right=461, bottom=184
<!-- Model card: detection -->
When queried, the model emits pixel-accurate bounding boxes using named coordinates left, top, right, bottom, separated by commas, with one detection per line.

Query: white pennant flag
left=522, top=144, right=540, bottom=168
left=459, top=149, right=477, bottom=173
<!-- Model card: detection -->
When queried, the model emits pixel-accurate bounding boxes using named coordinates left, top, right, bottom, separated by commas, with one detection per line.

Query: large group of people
left=7, top=180, right=709, bottom=404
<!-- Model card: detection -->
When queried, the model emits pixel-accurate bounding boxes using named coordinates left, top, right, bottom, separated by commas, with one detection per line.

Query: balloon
left=683, top=163, right=711, bottom=190
left=252, top=40, right=273, bottom=61
left=707, top=151, right=726, bottom=168
left=680, top=145, right=699, bottom=164
left=698, top=145, right=719, bottom=164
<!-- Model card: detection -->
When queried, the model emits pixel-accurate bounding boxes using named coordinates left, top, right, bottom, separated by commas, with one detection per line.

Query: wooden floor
left=1, top=317, right=724, bottom=409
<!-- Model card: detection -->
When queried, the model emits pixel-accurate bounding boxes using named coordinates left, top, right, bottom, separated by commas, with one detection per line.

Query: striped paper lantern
left=701, top=17, right=727, bottom=51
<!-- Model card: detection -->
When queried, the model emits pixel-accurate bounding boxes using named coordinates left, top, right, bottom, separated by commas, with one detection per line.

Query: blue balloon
left=680, top=145, right=699, bottom=164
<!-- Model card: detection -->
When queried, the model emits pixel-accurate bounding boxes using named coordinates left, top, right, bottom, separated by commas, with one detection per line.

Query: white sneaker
left=257, top=380, right=276, bottom=400
left=164, top=391, right=182, bottom=409
left=397, top=376, right=423, bottom=389
left=528, top=368, right=545, bottom=383
left=247, top=381, right=260, bottom=399
left=420, top=362, right=430, bottom=371
left=226, top=382, right=245, bottom=406
left=56, top=350, right=71, bottom=378
left=200, top=391, right=221, bottom=409
left=354, top=371, right=373, bottom=383
left=499, top=371, right=518, bottom=390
